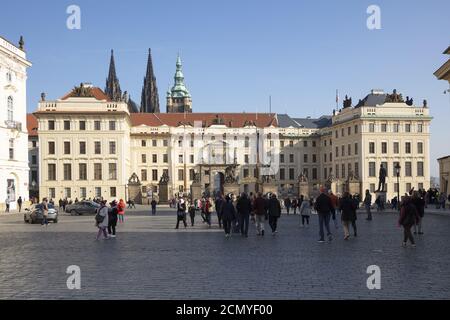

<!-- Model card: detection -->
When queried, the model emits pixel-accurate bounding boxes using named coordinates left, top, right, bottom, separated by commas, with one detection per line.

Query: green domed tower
left=166, top=55, right=192, bottom=113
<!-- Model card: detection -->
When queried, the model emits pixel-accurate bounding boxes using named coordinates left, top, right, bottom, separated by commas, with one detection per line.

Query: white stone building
left=0, top=36, right=32, bottom=211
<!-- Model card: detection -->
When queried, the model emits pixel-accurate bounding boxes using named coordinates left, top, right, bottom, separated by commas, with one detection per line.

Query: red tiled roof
left=61, top=87, right=111, bottom=101
left=27, top=113, right=38, bottom=136
left=131, top=113, right=278, bottom=128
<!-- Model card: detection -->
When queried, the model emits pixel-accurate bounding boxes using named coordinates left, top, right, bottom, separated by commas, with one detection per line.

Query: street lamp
left=395, top=163, right=401, bottom=210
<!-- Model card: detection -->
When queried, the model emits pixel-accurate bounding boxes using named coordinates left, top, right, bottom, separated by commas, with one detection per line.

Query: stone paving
left=0, top=207, right=449, bottom=300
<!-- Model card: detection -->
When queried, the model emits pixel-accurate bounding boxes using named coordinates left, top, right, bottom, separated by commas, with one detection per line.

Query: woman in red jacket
left=118, top=199, right=125, bottom=223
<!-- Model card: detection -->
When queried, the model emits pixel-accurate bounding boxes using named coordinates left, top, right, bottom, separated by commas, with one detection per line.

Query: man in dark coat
left=339, top=192, right=357, bottom=240
left=268, top=194, right=282, bottom=235
left=254, top=193, right=267, bottom=236
left=236, top=193, right=252, bottom=237
left=220, top=195, right=236, bottom=238
left=399, top=196, right=420, bottom=247
left=314, top=187, right=333, bottom=242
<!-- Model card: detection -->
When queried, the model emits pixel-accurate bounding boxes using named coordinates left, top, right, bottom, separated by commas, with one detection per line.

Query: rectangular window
left=341, top=128, right=345, bottom=137
left=418, top=183, right=424, bottom=190
left=49, top=188, right=56, bottom=199
left=48, top=120, right=55, bottom=130
left=95, top=187, right=102, bottom=198
left=312, top=141, right=316, bottom=147
left=406, top=183, right=412, bottom=193
left=347, top=144, right=351, bottom=156
left=355, top=143, right=358, bottom=155
left=244, top=155, right=249, bottom=164
left=369, top=142, right=375, bottom=154
left=354, top=125, right=358, bottom=134
left=342, top=164, right=346, bottom=179
left=48, top=141, right=55, bottom=154
left=341, top=145, right=345, bottom=157
left=178, top=169, right=184, bottom=181
left=393, top=142, right=399, bottom=154
left=163, top=154, right=168, bottom=163
left=79, top=141, right=86, bottom=154
left=152, top=169, right=158, bottom=181
left=289, top=168, right=295, bottom=180
left=336, top=165, right=339, bottom=179
left=63, top=164, right=72, bottom=180
left=189, top=169, right=195, bottom=181
left=31, top=155, right=37, bottom=165
left=109, top=141, right=116, bottom=155
left=280, top=141, right=285, bottom=148
left=289, top=141, right=294, bottom=147
left=354, top=162, right=359, bottom=178
left=323, top=168, right=327, bottom=179
left=324, top=154, right=327, bottom=163
left=303, top=154, right=307, bottom=163
left=418, top=123, right=423, bottom=133
left=152, top=140, right=157, bottom=147
left=153, top=154, right=158, bottom=163
left=417, top=162, right=424, bottom=177
left=48, top=164, right=56, bottom=181
left=336, top=147, right=339, bottom=157
left=279, top=168, right=285, bottom=180
left=244, top=168, right=249, bottom=178
left=405, top=124, right=411, bottom=133
left=110, top=187, right=117, bottom=197
left=94, top=121, right=101, bottom=130
left=417, top=142, right=423, bottom=154
left=370, top=184, right=376, bottom=193
left=109, top=121, right=116, bottom=131
left=381, top=142, right=387, bottom=154
left=79, top=121, right=86, bottom=131
left=64, top=141, right=71, bottom=154
left=64, top=120, right=70, bottom=130
left=94, top=141, right=101, bottom=154
left=141, top=169, right=147, bottom=181
left=141, top=140, right=146, bottom=147
left=163, top=140, right=168, bottom=147
left=80, top=187, right=86, bottom=199
left=348, top=127, right=351, bottom=136
left=405, top=142, right=411, bottom=154
left=64, top=188, right=71, bottom=199
left=381, top=124, right=387, bottom=132
left=142, top=154, right=147, bottom=163
left=190, top=154, right=194, bottom=164
left=32, top=140, right=37, bottom=148
left=369, top=123, right=375, bottom=132
left=79, top=163, right=87, bottom=180
left=109, top=163, right=117, bottom=180
left=94, top=163, right=102, bottom=180
left=405, top=162, right=412, bottom=177
left=394, top=183, right=399, bottom=193
left=303, top=141, right=308, bottom=147
left=313, top=154, right=317, bottom=163
left=312, top=168, right=318, bottom=180
left=393, top=123, right=399, bottom=133
left=381, top=162, right=388, bottom=177
left=178, top=154, right=184, bottom=164
left=369, top=162, right=376, bottom=177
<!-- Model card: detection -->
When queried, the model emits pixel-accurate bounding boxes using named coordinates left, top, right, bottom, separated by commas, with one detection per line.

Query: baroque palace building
left=1, top=35, right=32, bottom=211
left=30, top=83, right=432, bottom=203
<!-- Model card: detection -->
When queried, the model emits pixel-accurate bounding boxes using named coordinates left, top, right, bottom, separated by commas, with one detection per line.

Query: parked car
left=65, top=201, right=100, bottom=215
left=24, top=204, right=58, bottom=224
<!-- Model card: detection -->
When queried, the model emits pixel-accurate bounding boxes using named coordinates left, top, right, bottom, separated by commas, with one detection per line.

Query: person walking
left=118, top=199, right=125, bottom=223
left=340, top=192, right=357, bottom=240
left=292, top=198, right=298, bottom=215
left=236, top=192, right=252, bottom=237
left=189, top=201, right=196, bottom=226
left=220, top=195, right=236, bottom=238
left=205, top=198, right=212, bottom=227
left=412, top=191, right=425, bottom=235
left=41, top=198, right=49, bottom=227
left=17, top=196, right=23, bottom=213
left=95, top=200, right=109, bottom=240
left=151, top=199, right=157, bottom=216
left=215, top=195, right=224, bottom=228
left=328, top=191, right=339, bottom=229
left=254, top=193, right=266, bottom=236
left=268, top=194, right=282, bottom=235
left=5, top=198, right=10, bottom=213
left=399, top=196, right=420, bottom=247
left=314, top=187, right=333, bottom=243
left=175, top=199, right=187, bottom=229
left=284, top=197, right=291, bottom=215
left=364, top=190, right=373, bottom=221
left=108, top=200, right=118, bottom=238
left=299, top=196, right=311, bottom=227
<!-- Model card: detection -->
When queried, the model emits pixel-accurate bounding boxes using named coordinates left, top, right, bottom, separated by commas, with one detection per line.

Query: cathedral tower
left=140, top=49, right=160, bottom=113
left=166, top=55, right=192, bottom=113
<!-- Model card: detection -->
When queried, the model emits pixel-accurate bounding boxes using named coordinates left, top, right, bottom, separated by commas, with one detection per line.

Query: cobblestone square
left=0, top=207, right=449, bottom=300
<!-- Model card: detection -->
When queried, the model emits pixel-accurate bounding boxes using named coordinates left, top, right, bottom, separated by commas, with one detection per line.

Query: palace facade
left=0, top=36, right=32, bottom=211
left=30, top=84, right=432, bottom=203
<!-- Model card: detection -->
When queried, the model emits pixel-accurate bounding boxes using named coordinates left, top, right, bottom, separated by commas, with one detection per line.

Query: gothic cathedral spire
left=105, top=49, right=122, bottom=101
left=140, top=49, right=160, bottom=113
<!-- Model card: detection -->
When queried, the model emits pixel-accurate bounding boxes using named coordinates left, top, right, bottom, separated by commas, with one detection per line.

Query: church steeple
left=140, top=49, right=160, bottom=113
left=166, top=54, right=192, bottom=113
left=105, top=50, right=122, bottom=102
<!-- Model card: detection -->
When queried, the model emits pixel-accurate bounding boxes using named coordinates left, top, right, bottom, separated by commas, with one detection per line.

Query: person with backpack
left=108, top=200, right=119, bottom=238
left=95, top=200, right=109, bottom=240
left=399, top=196, right=420, bottom=247
left=175, top=198, right=187, bottom=229
left=268, top=194, right=282, bottom=235
left=118, top=199, right=125, bottom=223
left=299, top=195, right=311, bottom=227
left=314, top=187, right=333, bottom=243
left=220, top=195, right=236, bottom=238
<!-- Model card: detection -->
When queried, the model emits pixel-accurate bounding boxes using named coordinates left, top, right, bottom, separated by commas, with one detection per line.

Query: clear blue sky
left=1, top=0, right=449, bottom=176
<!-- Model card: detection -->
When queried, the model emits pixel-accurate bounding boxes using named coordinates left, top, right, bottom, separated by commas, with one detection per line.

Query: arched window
left=7, top=96, right=13, bottom=121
